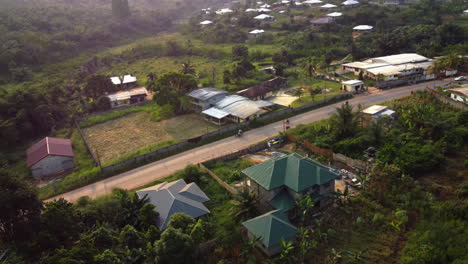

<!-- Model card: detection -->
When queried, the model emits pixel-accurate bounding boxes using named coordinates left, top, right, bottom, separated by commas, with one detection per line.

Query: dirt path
left=48, top=80, right=451, bottom=202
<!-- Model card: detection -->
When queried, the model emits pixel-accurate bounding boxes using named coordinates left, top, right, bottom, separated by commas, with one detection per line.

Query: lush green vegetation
left=208, top=158, right=255, bottom=184
left=288, top=91, right=467, bottom=175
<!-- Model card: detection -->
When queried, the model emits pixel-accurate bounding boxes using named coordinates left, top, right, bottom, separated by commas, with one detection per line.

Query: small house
left=362, top=105, right=395, bottom=120
left=352, top=25, right=373, bottom=31
left=449, top=87, right=468, bottom=104
left=202, top=95, right=275, bottom=124
left=342, top=0, right=359, bottom=7
left=254, top=14, right=275, bottom=22
left=320, top=3, right=338, bottom=8
left=242, top=153, right=339, bottom=211
left=249, top=29, right=265, bottom=39
left=303, top=0, right=323, bottom=6
left=341, top=79, right=364, bottom=92
left=137, top=179, right=210, bottom=230
left=27, top=137, right=75, bottom=179
left=110, top=75, right=137, bottom=89
left=200, top=20, right=213, bottom=26
left=107, top=87, right=148, bottom=108
left=187, top=88, right=229, bottom=112
left=242, top=210, right=297, bottom=256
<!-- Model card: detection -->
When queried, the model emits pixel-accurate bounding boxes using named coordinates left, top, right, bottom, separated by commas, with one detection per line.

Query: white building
left=254, top=14, right=275, bottom=22
left=449, top=87, right=468, bottom=104
left=341, top=79, right=364, bottom=92
left=320, top=3, right=337, bottom=8
left=342, top=53, right=435, bottom=83
left=200, top=20, right=213, bottom=25
left=249, top=29, right=265, bottom=38
left=107, top=87, right=148, bottom=108
left=353, top=25, right=373, bottom=31
left=362, top=105, right=395, bottom=119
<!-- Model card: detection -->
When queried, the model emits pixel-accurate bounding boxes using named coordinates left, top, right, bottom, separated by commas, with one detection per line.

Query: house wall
left=451, top=93, right=467, bottom=104
left=190, top=94, right=227, bottom=112
left=31, top=155, right=74, bottom=178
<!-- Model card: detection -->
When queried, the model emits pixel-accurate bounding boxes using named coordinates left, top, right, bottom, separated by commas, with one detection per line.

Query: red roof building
left=26, top=137, right=75, bottom=178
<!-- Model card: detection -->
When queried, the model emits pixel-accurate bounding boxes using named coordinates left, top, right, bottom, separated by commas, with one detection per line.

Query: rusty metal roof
left=26, top=137, right=74, bottom=168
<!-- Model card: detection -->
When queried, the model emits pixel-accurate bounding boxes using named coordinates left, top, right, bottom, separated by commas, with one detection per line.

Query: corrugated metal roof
left=26, top=137, right=74, bottom=168
left=269, top=189, right=295, bottom=211
left=320, top=3, right=337, bottom=8
left=107, top=87, right=148, bottom=102
left=327, top=12, right=342, bottom=17
left=450, top=87, right=468, bottom=97
left=214, top=95, right=270, bottom=119
left=311, top=17, right=333, bottom=24
left=110, top=75, right=137, bottom=85
left=254, top=14, right=274, bottom=19
left=187, top=88, right=228, bottom=101
left=242, top=210, right=296, bottom=248
left=353, top=25, right=373, bottom=30
left=342, top=80, right=363, bottom=86
left=202, top=107, right=230, bottom=119
left=242, top=153, right=339, bottom=192
left=362, top=105, right=388, bottom=115
left=137, top=179, right=210, bottom=230
left=366, top=53, right=429, bottom=65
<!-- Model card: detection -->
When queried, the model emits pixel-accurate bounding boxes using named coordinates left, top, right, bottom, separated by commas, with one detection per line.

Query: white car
left=454, top=76, right=466, bottom=81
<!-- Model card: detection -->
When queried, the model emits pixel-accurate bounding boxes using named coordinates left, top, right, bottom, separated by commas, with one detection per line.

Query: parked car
left=454, top=76, right=466, bottom=81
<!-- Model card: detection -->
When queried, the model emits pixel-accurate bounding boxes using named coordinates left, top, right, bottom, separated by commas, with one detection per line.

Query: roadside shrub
left=150, top=104, right=175, bottom=122
left=179, top=165, right=203, bottom=184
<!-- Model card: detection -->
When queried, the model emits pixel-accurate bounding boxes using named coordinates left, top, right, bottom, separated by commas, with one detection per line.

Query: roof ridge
left=46, top=137, right=50, bottom=154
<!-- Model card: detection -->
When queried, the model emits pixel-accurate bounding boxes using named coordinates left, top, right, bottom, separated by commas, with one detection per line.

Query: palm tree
left=180, top=61, right=196, bottom=75
left=309, top=87, right=321, bottom=102
left=295, top=194, right=316, bottom=226
left=304, top=57, right=314, bottom=79
left=278, top=240, right=295, bottom=263
left=230, top=188, right=258, bottom=222
left=331, top=103, right=360, bottom=139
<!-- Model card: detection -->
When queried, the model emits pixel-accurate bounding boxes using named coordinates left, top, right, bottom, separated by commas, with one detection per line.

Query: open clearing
left=83, top=112, right=220, bottom=164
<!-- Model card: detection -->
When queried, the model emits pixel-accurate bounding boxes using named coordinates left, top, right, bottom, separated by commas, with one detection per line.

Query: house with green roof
left=242, top=210, right=297, bottom=256
left=242, top=153, right=339, bottom=211
left=241, top=153, right=339, bottom=256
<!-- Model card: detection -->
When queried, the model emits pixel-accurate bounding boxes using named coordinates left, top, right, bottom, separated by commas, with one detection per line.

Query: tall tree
left=331, top=103, right=360, bottom=140
left=83, top=75, right=116, bottom=99
left=230, top=188, right=258, bottom=222
left=154, top=227, right=195, bottom=264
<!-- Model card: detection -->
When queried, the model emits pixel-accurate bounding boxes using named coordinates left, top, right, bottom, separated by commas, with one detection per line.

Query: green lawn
left=289, top=78, right=344, bottom=107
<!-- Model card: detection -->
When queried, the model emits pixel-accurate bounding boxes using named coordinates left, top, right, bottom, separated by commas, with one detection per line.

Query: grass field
left=289, top=78, right=344, bottom=107
left=83, top=112, right=221, bottom=164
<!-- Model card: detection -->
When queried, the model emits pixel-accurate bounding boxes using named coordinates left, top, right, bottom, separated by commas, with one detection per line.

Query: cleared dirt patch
left=83, top=112, right=220, bottom=163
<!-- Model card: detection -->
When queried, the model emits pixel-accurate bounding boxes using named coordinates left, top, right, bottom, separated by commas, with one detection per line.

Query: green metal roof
left=269, top=189, right=295, bottom=212
left=242, top=210, right=297, bottom=248
left=242, top=153, right=339, bottom=192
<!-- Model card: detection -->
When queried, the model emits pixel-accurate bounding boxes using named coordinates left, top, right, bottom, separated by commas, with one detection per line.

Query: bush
left=150, top=104, right=175, bottom=122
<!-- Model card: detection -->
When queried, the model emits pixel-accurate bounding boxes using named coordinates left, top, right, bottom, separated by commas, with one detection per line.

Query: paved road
left=49, top=80, right=449, bottom=202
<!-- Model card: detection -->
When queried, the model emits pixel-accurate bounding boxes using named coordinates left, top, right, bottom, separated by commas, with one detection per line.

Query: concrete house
left=242, top=153, right=339, bottom=211
left=137, top=179, right=210, bottom=230
left=202, top=95, right=274, bottom=124
left=106, top=87, right=148, bottom=108
left=362, top=105, right=395, bottom=122
left=242, top=210, right=297, bottom=256
left=241, top=153, right=339, bottom=256
left=187, top=88, right=229, bottom=112
left=449, top=87, right=468, bottom=104
left=341, top=79, right=364, bottom=92
left=27, top=137, right=75, bottom=179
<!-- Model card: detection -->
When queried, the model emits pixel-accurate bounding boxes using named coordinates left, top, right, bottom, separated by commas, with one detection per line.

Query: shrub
left=150, top=104, right=175, bottom=122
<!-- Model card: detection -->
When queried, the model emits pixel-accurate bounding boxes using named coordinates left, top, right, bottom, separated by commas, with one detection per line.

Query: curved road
left=49, top=81, right=449, bottom=202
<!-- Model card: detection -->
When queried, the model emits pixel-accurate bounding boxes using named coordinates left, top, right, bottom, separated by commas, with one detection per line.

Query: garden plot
left=83, top=112, right=220, bottom=164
